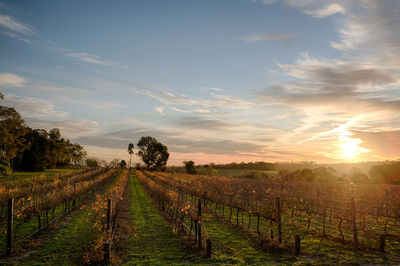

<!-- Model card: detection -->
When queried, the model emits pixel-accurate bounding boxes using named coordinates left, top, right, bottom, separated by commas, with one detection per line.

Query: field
left=0, top=169, right=399, bottom=265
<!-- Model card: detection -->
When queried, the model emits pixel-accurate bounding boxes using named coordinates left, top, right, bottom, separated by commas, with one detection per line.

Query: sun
left=335, top=123, right=369, bottom=161
left=340, top=140, right=359, bottom=160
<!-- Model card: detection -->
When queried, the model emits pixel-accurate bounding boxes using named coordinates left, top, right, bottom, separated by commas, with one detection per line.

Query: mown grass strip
left=123, top=175, right=207, bottom=265
left=0, top=171, right=123, bottom=265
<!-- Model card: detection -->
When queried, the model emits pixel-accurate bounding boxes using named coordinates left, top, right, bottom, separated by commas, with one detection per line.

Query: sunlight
left=339, top=138, right=359, bottom=160
left=336, top=123, right=369, bottom=161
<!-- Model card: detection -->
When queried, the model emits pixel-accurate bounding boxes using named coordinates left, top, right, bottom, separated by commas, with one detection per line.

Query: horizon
left=1, top=0, right=399, bottom=165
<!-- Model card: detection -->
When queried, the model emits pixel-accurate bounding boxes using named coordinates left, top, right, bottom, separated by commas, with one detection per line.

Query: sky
left=0, top=0, right=399, bottom=165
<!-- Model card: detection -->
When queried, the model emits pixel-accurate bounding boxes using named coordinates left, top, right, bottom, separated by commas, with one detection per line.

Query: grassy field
left=215, top=169, right=278, bottom=178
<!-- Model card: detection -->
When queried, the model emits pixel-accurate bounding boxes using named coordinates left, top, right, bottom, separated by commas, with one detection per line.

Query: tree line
left=0, top=104, right=86, bottom=176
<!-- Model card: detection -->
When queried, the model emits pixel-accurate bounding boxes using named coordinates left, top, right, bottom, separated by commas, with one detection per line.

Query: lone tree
left=128, top=143, right=134, bottom=169
left=137, top=136, right=169, bottom=171
left=183, top=160, right=197, bottom=174
left=119, top=160, right=127, bottom=169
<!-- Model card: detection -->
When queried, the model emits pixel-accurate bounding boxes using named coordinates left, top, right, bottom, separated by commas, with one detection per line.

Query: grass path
left=123, top=175, right=285, bottom=265
left=202, top=214, right=283, bottom=265
left=122, top=175, right=205, bottom=265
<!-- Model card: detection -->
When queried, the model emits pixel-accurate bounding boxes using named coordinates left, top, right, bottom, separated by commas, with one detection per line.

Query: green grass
left=0, top=171, right=122, bottom=265
left=215, top=169, right=278, bottom=178
left=125, top=175, right=280, bottom=265
left=0, top=202, right=72, bottom=255
left=122, top=175, right=206, bottom=265
left=200, top=201, right=400, bottom=265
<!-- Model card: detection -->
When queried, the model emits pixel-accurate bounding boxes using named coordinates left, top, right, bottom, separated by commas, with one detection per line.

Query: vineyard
left=140, top=171, right=400, bottom=253
left=0, top=169, right=399, bottom=265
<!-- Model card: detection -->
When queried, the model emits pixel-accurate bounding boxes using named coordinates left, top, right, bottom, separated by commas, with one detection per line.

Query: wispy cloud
left=65, top=52, right=127, bottom=68
left=303, top=3, right=346, bottom=18
left=242, top=33, right=295, bottom=43
left=26, top=118, right=99, bottom=138
left=47, top=41, right=128, bottom=69
left=1, top=30, right=32, bottom=43
left=0, top=72, right=26, bottom=87
left=256, top=1, right=346, bottom=19
left=2, top=94, right=69, bottom=118
left=0, top=14, right=35, bottom=35
left=0, top=14, right=35, bottom=43
left=133, top=87, right=255, bottom=116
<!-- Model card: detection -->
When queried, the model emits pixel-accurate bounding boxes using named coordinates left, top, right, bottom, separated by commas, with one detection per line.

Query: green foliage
left=0, top=106, right=29, bottom=175
left=183, top=160, right=197, bottom=174
left=137, top=136, right=169, bottom=171
left=197, top=164, right=217, bottom=175
left=13, top=127, right=86, bottom=171
left=0, top=160, right=12, bottom=177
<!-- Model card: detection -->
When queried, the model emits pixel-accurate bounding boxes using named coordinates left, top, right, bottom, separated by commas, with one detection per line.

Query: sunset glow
left=0, top=1, right=399, bottom=164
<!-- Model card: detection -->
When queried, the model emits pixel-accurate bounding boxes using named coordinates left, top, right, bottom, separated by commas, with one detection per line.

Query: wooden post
left=379, top=234, right=385, bottom=252
left=206, top=238, right=212, bottom=258
left=276, top=197, right=282, bottom=242
left=72, top=183, right=76, bottom=207
left=350, top=187, right=358, bottom=244
left=198, top=222, right=202, bottom=248
left=103, top=241, right=112, bottom=262
left=194, top=220, right=198, bottom=244
left=198, top=199, right=202, bottom=248
left=6, top=198, right=13, bottom=257
left=198, top=199, right=202, bottom=217
left=38, top=214, right=41, bottom=231
left=294, top=234, right=300, bottom=256
left=107, top=198, right=112, bottom=232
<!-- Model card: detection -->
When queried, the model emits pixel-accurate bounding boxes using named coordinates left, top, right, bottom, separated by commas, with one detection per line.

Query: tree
left=86, top=157, right=100, bottom=167
left=128, top=143, right=134, bottom=169
left=0, top=106, right=29, bottom=176
left=183, top=160, right=197, bottom=174
left=119, top=160, right=127, bottom=169
left=15, top=129, right=50, bottom=171
left=69, top=143, right=86, bottom=166
left=137, top=136, right=169, bottom=171
left=110, top=158, right=120, bottom=168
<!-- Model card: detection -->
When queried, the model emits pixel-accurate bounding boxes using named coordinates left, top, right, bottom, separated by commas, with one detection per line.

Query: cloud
left=155, top=106, right=165, bottom=114
left=242, top=33, right=295, bottom=43
left=330, top=1, right=400, bottom=53
left=0, top=14, right=35, bottom=35
left=65, top=52, right=123, bottom=67
left=351, top=130, right=400, bottom=158
left=251, top=1, right=400, bottom=161
left=1, top=30, right=32, bottom=43
left=133, top=87, right=254, bottom=116
left=74, top=127, right=264, bottom=155
left=304, top=3, right=346, bottom=18
left=26, top=118, right=99, bottom=138
left=2, top=94, right=69, bottom=118
left=0, top=73, right=26, bottom=87
left=48, top=40, right=128, bottom=69
left=173, top=117, right=233, bottom=131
